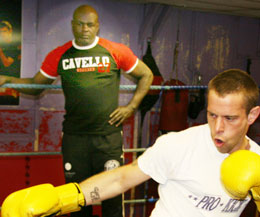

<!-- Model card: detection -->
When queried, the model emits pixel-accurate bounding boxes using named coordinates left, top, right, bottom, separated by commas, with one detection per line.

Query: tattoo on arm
left=90, top=187, right=100, bottom=202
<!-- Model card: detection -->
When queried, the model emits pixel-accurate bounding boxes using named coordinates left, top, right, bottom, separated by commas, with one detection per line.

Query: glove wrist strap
left=55, top=183, right=86, bottom=215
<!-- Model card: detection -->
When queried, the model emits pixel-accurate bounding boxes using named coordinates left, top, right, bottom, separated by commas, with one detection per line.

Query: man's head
left=71, top=5, right=99, bottom=46
left=207, top=69, right=260, bottom=154
left=0, top=21, right=13, bottom=44
left=208, top=69, right=259, bottom=114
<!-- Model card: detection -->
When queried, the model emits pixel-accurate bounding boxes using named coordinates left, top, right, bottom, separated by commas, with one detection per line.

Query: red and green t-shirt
left=40, top=36, right=138, bottom=135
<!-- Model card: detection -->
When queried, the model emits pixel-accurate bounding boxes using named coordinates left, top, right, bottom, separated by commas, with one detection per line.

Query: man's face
left=0, top=26, right=12, bottom=43
left=71, top=11, right=99, bottom=46
left=207, top=90, right=250, bottom=154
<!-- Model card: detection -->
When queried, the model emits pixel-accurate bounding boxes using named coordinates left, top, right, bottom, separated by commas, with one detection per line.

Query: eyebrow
left=207, top=110, right=238, bottom=118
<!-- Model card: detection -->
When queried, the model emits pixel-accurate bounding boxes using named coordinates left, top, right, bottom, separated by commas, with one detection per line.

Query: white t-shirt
left=138, top=124, right=260, bottom=217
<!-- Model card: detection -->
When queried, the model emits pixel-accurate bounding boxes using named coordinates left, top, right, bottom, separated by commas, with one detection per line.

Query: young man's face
left=0, top=26, right=12, bottom=43
left=207, top=90, right=251, bottom=154
left=71, top=11, right=99, bottom=46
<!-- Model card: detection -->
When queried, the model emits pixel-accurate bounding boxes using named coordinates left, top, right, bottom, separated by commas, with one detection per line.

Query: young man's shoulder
left=155, top=124, right=209, bottom=148
left=166, top=124, right=208, bottom=137
left=249, top=139, right=260, bottom=154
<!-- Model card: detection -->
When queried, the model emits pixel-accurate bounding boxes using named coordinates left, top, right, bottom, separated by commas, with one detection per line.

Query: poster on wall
left=0, top=0, right=22, bottom=105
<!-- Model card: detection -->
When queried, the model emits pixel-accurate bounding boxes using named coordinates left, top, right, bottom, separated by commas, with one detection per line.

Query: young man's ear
left=248, top=106, right=260, bottom=125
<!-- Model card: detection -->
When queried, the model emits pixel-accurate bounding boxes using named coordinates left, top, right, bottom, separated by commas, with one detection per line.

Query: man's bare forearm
left=128, top=72, right=153, bottom=110
left=79, top=161, right=150, bottom=205
left=127, top=60, right=153, bottom=110
left=1, top=76, right=43, bottom=95
left=0, top=71, right=54, bottom=95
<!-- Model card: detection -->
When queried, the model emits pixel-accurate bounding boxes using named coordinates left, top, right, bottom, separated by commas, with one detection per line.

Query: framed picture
left=0, top=0, right=21, bottom=105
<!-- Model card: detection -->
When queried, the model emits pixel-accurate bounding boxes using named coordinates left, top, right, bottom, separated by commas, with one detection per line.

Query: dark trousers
left=62, top=131, right=123, bottom=217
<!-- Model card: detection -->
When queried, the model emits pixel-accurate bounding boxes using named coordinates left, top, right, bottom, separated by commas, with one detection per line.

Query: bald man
left=0, top=5, right=153, bottom=217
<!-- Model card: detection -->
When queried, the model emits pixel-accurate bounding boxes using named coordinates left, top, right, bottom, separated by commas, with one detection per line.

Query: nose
left=81, top=23, right=89, bottom=31
left=215, top=117, right=224, bottom=134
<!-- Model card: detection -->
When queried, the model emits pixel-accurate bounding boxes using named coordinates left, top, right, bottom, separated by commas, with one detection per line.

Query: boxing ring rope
left=0, top=148, right=146, bottom=156
left=0, top=152, right=61, bottom=156
left=92, top=198, right=159, bottom=206
left=124, top=198, right=158, bottom=204
left=2, top=83, right=260, bottom=89
left=1, top=83, right=208, bottom=90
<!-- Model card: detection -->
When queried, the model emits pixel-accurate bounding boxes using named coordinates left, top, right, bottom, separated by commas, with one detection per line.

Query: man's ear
left=248, top=106, right=260, bottom=125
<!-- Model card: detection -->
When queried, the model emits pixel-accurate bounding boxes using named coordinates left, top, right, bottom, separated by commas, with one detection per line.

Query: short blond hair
left=208, top=69, right=259, bottom=114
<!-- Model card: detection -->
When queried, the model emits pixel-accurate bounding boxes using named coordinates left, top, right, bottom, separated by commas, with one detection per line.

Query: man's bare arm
left=0, top=71, right=54, bottom=95
left=109, top=59, right=153, bottom=126
left=79, top=160, right=151, bottom=205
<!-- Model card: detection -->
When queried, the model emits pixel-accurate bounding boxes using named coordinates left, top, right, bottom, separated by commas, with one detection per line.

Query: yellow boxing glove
left=1, top=183, right=85, bottom=217
left=220, top=150, right=260, bottom=211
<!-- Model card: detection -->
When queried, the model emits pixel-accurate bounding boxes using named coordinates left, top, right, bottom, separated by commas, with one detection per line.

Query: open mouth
left=215, top=138, right=224, bottom=147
